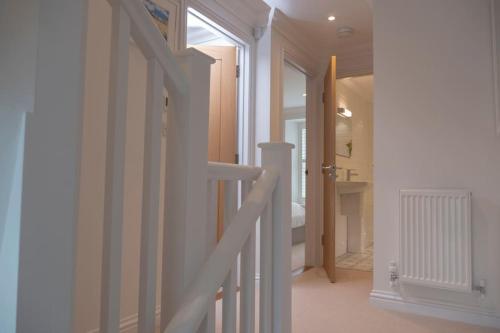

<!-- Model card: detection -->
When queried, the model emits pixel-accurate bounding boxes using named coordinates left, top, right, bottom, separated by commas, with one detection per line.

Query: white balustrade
left=99, top=3, right=130, bottom=332
left=259, top=201, right=273, bottom=333
left=96, top=2, right=293, bottom=333
left=240, top=180, right=256, bottom=333
left=260, top=143, right=294, bottom=333
left=160, top=48, right=214, bottom=331
left=137, top=57, right=164, bottom=333
left=163, top=144, right=292, bottom=333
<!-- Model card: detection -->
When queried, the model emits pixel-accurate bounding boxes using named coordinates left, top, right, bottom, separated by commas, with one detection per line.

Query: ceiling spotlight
left=302, top=93, right=307, bottom=97
left=328, top=15, right=336, bottom=21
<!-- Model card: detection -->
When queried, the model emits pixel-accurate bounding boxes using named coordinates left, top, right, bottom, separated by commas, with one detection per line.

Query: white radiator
left=399, top=189, right=472, bottom=292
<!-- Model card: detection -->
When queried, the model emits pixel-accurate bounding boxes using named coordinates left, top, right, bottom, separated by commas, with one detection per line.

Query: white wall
left=0, top=0, right=39, bottom=115
left=373, top=0, right=500, bottom=325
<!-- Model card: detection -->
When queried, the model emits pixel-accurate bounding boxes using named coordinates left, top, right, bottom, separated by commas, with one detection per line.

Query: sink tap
left=346, top=169, right=359, bottom=181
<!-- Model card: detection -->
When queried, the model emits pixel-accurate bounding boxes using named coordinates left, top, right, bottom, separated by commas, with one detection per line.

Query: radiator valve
left=389, top=261, right=399, bottom=287
left=473, top=279, right=486, bottom=298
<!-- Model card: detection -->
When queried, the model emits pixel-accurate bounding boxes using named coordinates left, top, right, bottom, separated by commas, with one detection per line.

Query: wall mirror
left=336, top=114, right=352, bottom=158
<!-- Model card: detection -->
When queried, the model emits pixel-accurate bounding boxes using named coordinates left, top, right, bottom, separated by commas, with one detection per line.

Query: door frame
left=178, top=2, right=263, bottom=166
left=269, top=11, right=326, bottom=268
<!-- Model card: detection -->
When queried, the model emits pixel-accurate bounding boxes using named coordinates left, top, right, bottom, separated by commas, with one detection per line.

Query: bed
left=291, top=202, right=305, bottom=245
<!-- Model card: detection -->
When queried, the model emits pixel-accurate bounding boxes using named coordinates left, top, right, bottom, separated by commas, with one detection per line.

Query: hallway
left=292, top=269, right=499, bottom=333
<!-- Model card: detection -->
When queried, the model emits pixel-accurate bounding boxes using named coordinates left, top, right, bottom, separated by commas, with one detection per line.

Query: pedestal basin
left=336, top=181, right=368, bottom=194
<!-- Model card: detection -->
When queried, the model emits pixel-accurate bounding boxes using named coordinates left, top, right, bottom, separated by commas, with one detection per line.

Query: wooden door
left=323, top=56, right=337, bottom=282
left=192, top=45, right=237, bottom=240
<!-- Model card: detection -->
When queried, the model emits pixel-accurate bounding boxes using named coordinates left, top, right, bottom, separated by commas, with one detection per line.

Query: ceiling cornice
left=271, top=9, right=324, bottom=65
left=213, top=0, right=271, bottom=29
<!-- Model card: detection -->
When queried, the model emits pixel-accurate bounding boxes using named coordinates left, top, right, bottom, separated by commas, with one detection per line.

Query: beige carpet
left=213, top=268, right=498, bottom=332
left=292, top=268, right=499, bottom=333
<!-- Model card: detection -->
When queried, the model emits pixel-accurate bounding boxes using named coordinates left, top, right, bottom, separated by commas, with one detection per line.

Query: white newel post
left=259, top=142, right=293, bottom=333
left=16, top=1, right=87, bottom=332
left=161, top=48, right=214, bottom=331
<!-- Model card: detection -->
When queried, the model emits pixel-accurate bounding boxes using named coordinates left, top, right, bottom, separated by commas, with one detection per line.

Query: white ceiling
left=264, top=0, right=373, bottom=71
left=283, top=63, right=306, bottom=109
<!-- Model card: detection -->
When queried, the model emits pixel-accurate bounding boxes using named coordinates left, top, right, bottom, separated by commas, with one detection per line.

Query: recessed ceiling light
left=328, top=16, right=336, bottom=21
left=302, top=93, right=307, bottom=97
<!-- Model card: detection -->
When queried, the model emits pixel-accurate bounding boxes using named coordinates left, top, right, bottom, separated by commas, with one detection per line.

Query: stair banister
left=97, top=1, right=214, bottom=332
left=260, top=143, right=294, bottom=333
left=164, top=168, right=279, bottom=333
left=163, top=143, right=293, bottom=333
left=92, top=2, right=294, bottom=333
left=99, top=3, right=132, bottom=332
left=161, top=49, right=214, bottom=331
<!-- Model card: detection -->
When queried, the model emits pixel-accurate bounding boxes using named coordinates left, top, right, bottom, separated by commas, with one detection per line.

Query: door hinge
left=321, top=234, right=325, bottom=246
left=322, top=92, right=325, bottom=104
left=235, top=153, right=239, bottom=164
left=236, top=65, right=240, bottom=79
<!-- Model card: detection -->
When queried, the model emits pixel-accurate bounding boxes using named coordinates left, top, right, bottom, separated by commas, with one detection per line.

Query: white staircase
left=98, top=1, right=293, bottom=333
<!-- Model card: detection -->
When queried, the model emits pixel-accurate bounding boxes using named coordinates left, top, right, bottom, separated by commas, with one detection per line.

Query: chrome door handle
left=322, top=163, right=337, bottom=176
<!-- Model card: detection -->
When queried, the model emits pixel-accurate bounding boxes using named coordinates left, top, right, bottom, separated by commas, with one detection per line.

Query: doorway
left=334, top=74, right=374, bottom=273
left=187, top=9, right=244, bottom=239
left=282, top=62, right=308, bottom=273
left=321, top=57, right=374, bottom=282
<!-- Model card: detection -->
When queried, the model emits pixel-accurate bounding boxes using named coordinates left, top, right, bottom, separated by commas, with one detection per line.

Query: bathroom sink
left=336, top=181, right=368, bottom=194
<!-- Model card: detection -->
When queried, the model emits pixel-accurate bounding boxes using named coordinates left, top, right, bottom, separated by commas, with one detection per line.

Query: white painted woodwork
left=119, top=0, right=188, bottom=96
left=203, top=180, right=219, bottom=333
left=163, top=143, right=292, bottom=333
left=259, top=8, right=326, bottom=269
left=259, top=143, right=293, bottom=333
left=99, top=4, right=130, bottom=332
left=399, top=189, right=472, bottom=292
left=222, top=180, right=238, bottom=333
left=183, top=2, right=271, bottom=168
left=208, top=162, right=262, bottom=181
left=137, top=58, right=164, bottom=333
left=163, top=168, right=278, bottom=333
left=18, top=1, right=295, bottom=332
left=161, top=48, right=214, bottom=331
left=240, top=180, right=256, bottom=333
left=259, top=202, right=273, bottom=333
left=15, top=0, right=86, bottom=331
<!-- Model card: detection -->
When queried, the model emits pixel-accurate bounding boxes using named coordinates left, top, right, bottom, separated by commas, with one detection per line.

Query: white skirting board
left=370, top=290, right=500, bottom=330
